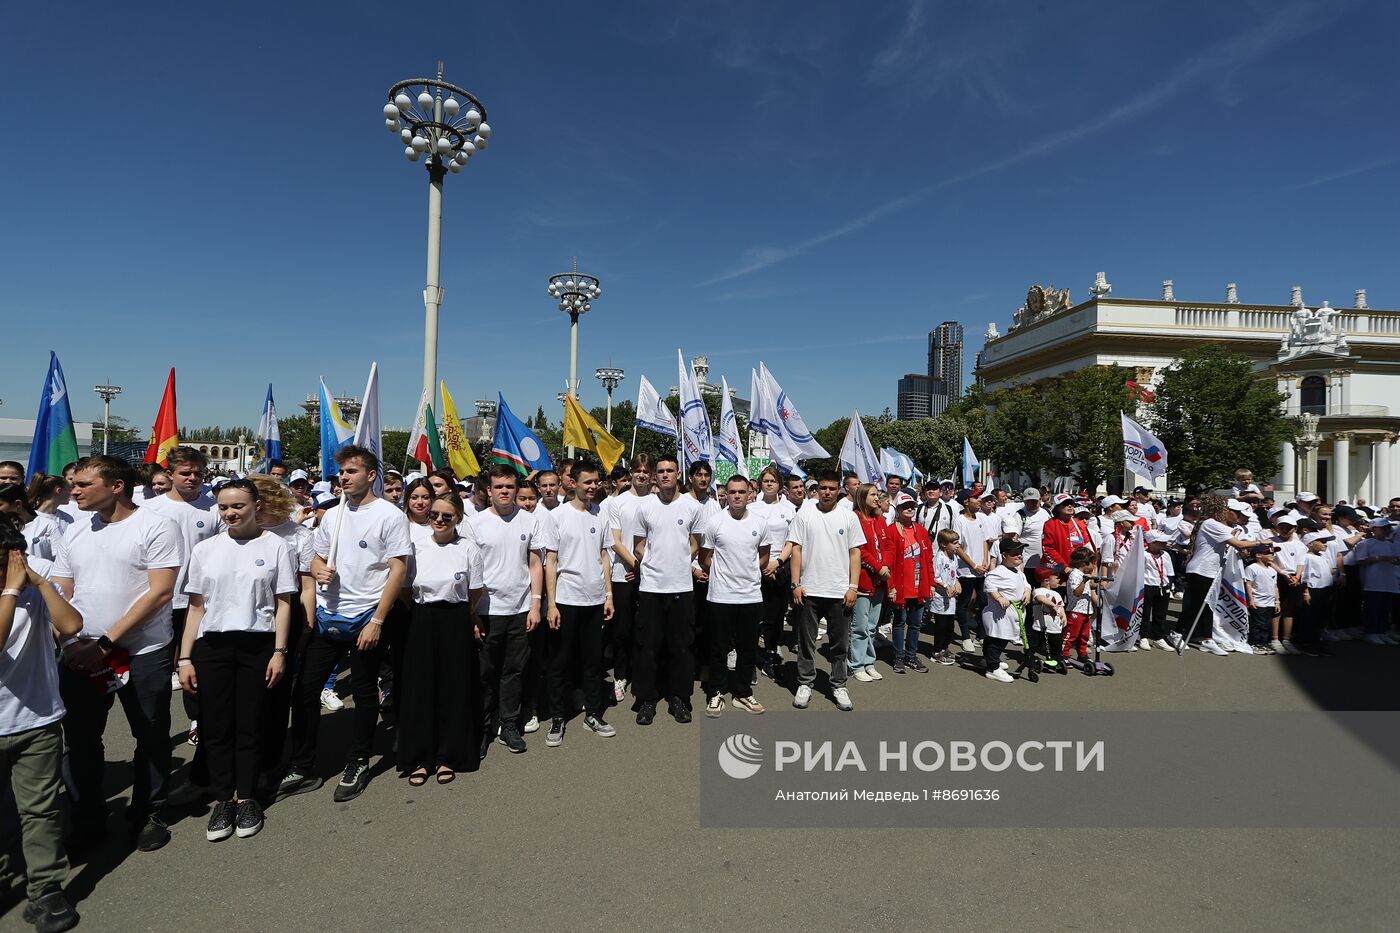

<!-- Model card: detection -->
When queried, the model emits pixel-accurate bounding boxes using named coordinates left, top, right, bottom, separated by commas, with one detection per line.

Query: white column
left=1333, top=433, right=1351, bottom=503
left=1279, top=439, right=1296, bottom=498
left=1376, top=435, right=1394, bottom=505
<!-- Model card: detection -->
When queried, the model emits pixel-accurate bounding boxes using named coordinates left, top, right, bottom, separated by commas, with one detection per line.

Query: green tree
left=93, top=414, right=140, bottom=446
left=977, top=384, right=1059, bottom=481
left=278, top=415, right=319, bottom=471
left=180, top=425, right=256, bottom=442
left=1146, top=343, right=1293, bottom=493
left=1044, top=365, right=1133, bottom=493
left=382, top=430, right=411, bottom=472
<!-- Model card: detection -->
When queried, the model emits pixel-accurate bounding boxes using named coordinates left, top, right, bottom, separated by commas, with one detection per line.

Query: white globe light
left=435, top=136, right=452, bottom=154
left=594, top=286, right=602, bottom=297
left=383, top=103, right=399, bottom=119
left=385, top=119, right=399, bottom=132
left=405, top=146, right=419, bottom=161
left=395, top=93, right=413, bottom=111
left=411, top=136, right=428, bottom=152
left=566, top=279, right=576, bottom=289
left=449, top=161, right=461, bottom=173
left=472, top=134, right=488, bottom=150
left=559, top=300, right=568, bottom=311
left=547, top=285, right=555, bottom=295
left=418, top=92, right=434, bottom=110
left=400, top=128, right=413, bottom=144
left=459, top=141, right=476, bottom=157
left=583, top=302, right=591, bottom=313
left=477, top=122, right=491, bottom=139
left=443, top=97, right=460, bottom=116
left=464, top=109, right=481, bottom=126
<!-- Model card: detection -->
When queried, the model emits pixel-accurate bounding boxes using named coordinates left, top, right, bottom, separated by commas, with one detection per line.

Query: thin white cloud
left=1289, top=154, right=1399, bottom=190
left=699, top=2, right=1328, bottom=287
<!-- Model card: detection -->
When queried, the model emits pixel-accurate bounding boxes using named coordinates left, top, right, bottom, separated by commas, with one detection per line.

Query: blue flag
left=490, top=393, right=553, bottom=475
left=962, top=436, right=979, bottom=487
left=27, top=352, right=79, bottom=478
left=318, top=378, right=354, bottom=477
left=257, top=384, right=282, bottom=470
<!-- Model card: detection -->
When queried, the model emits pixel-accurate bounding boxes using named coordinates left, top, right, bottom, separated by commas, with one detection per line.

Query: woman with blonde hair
left=849, top=483, right=891, bottom=682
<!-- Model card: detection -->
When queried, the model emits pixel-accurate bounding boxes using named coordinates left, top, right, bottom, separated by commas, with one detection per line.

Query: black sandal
left=436, top=769, right=455, bottom=785
left=408, top=769, right=429, bottom=786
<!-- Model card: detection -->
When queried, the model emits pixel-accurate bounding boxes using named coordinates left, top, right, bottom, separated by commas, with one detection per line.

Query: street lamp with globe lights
left=383, top=61, right=491, bottom=403
left=548, top=258, right=601, bottom=457
left=594, top=365, right=625, bottom=432
left=94, top=383, right=122, bottom=454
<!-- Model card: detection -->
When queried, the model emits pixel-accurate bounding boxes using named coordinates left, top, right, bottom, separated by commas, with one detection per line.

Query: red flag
left=144, top=369, right=179, bottom=465
left=1125, top=380, right=1156, bottom=403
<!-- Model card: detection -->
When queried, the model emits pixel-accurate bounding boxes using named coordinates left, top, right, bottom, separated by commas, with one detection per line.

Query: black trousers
left=171, top=608, right=198, bottom=721
left=290, top=630, right=385, bottom=770
left=192, top=632, right=273, bottom=801
left=398, top=601, right=480, bottom=773
left=760, top=564, right=791, bottom=654
left=1177, top=572, right=1216, bottom=640
left=521, top=613, right=549, bottom=723
left=930, top=612, right=956, bottom=653
left=548, top=602, right=608, bottom=718
left=1142, top=584, right=1171, bottom=640
left=1297, top=588, right=1332, bottom=648
left=955, top=575, right=985, bottom=640
left=480, top=612, right=529, bottom=730
left=258, top=599, right=305, bottom=779
left=610, top=579, right=639, bottom=681
left=692, top=579, right=710, bottom=680
left=704, top=602, right=760, bottom=699
left=59, top=647, right=172, bottom=827
left=633, top=591, right=696, bottom=703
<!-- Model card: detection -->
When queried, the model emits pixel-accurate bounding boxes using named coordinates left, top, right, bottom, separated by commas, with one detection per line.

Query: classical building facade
left=976, top=275, right=1400, bottom=502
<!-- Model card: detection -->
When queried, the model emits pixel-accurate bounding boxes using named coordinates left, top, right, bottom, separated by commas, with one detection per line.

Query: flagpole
left=630, top=423, right=637, bottom=458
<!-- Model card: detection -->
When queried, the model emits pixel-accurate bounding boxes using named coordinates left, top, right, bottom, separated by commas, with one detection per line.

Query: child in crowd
left=1297, top=530, right=1336, bottom=657
left=929, top=529, right=961, bottom=667
left=1062, top=547, right=1097, bottom=664
left=1030, top=563, right=1067, bottom=677
left=981, top=537, right=1030, bottom=684
left=1244, top=545, right=1279, bottom=655
left=1140, top=530, right=1176, bottom=650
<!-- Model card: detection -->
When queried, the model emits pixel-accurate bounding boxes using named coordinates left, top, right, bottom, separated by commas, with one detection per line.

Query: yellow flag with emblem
left=562, top=393, right=625, bottom=472
left=438, top=380, right=481, bottom=478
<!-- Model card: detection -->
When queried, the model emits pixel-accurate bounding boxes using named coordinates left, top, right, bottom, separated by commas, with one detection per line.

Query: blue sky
left=3, top=0, right=1397, bottom=435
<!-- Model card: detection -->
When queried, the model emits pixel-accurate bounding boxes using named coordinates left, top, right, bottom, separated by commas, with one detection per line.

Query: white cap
left=404, top=471, right=425, bottom=484
left=1146, top=530, right=1173, bottom=544
left=1296, top=491, right=1319, bottom=503
left=1303, top=531, right=1334, bottom=545
left=312, top=491, right=339, bottom=509
left=1273, top=512, right=1299, bottom=526
left=1022, top=486, right=1041, bottom=500
left=978, top=490, right=997, bottom=500
left=894, top=492, right=917, bottom=508
left=1110, top=510, right=1134, bottom=522
left=1226, top=498, right=1250, bottom=512
left=312, top=480, right=332, bottom=496
left=288, top=468, right=310, bottom=484
left=1100, top=495, right=1125, bottom=508
left=1074, top=503, right=1091, bottom=514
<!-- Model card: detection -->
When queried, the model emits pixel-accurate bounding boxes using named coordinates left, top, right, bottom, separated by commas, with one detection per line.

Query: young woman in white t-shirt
left=399, top=492, right=483, bottom=784
left=178, top=480, right=296, bottom=842
left=403, top=478, right=435, bottom=543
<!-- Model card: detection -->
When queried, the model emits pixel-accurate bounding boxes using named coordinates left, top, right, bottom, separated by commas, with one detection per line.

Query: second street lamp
left=548, top=258, right=601, bottom=457
left=384, top=61, right=491, bottom=404
left=595, top=365, right=625, bottom=432
left=94, top=383, right=122, bottom=454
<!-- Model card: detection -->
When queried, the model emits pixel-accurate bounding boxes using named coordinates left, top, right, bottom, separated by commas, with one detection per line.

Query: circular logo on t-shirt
left=520, top=533, right=527, bottom=541
left=838, top=528, right=845, bottom=536
left=752, top=530, right=758, bottom=536
left=519, top=437, right=541, bottom=461
left=255, top=559, right=265, bottom=567
left=590, top=527, right=597, bottom=534
left=677, top=518, right=684, bottom=525
left=454, top=571, right=464, bottom=581
left=358, top=540, right=368, bottom=549
left=196, top=520, right=205, bottom=528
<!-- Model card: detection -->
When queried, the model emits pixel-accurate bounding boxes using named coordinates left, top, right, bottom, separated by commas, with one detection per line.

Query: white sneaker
left=793, top=685, right=812, bottom=709
left=1201, top=639, right=1229, bottom=656
left=963, top=638, right=977, bottom=653
left=878, top=623, right=893, bottom=640
left=853, top=669, right=873, bottom=682
left=320, top=689, right=345, bottom=711
left=171, top=672, right=182, bottom=691
left=613, top=678, right=628, bottom=702
left=985, top=668, right=1014, bottom=683
left=1165, top=632, right=1183, bottom=649
left=1128, top=642, right=1139, bottom=652
left=999, top=661, right=1010, bottom=671
left=866, top=667, right=883, bottom=681
left=1139, top=638, right=1152, bottom=651
left=523, top=715, right=540, bottom=734
left=832, top=686, right=853, bottom=711
left=1269, top=638, right=1286, bottom=655
left=1152, top=638, right=1171, bottom=650
left=1279, top=639, right=1302, bottom=656
left=726, top=649, right=737, bottom=671
left=816, top=624, right=827, bottom=640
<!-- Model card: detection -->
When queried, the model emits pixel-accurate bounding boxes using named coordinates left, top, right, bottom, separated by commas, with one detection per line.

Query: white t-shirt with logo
left=931, top=550, right=959, bottom=614
left=409, top=534, right=483, bottom=604
left=1032, top=587, right=1065, bottom=634
left=467, top=506, right=546, bottom=615
left=268, top=520, right=315, bottom=574
left=604, top=491, right=652, bottom=584
left=142, top=490, right=224, bottom=609
left=635, top=494, right=705, bottom=595
left=701, top=509, right=767, bottom=604
left=53, top=507, right=184, bottom=655
left=22, top=512, right=64, bottom=562
left=313, top=497, right=412, bottom=617
left=0, top=558, right=65, bottom=736
left=184, top=531, right=298, bottom=635
left=787, top=504, right=866, bottom=599
left=549, top=503, right=609, bottom=606
left=759, top=498, right=798, bottom=552
left=1244, top=562, right=1278, bottom=607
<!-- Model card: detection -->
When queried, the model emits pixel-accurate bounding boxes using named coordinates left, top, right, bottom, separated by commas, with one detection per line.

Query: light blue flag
left=256, top=384, right=282, bottom=472
left=318, top=378, right=354, bottom=477
left=962, top=437, right=979, bottom=487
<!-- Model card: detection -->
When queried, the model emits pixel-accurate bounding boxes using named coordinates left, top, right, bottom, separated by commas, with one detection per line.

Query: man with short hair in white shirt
left=916, top=480, right=958, bottom=537
left=53, top=455, right=183, bottom=852
left=699, top=475, right=770, bottom=716
left=787, top=469, right=864, bottom=712
left=603, top=455, right=654, bottom=701
left=631, top=455, right=705, bottom=725
left=544, top=461, right=616, bottom=746
left=1003, top=487, right=1050, bottom=570
left=281, top=445, right=410, bottom=802
left=467, top=464, right=546, bottom=754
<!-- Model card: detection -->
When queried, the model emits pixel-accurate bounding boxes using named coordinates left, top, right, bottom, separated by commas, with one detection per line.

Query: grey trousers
left=0, top=723, right=68, bottom=900
left=796, top=595, right=851, bottom=689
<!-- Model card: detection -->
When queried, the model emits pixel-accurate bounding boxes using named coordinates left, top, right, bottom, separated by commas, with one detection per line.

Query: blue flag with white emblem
left=491, top=393, right=553, bottom=475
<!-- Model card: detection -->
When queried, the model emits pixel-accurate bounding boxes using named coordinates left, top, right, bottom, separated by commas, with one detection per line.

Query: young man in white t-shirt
left=52, top=455, right=183, bottom=853
left=140, top=445, right=223, bottom=728
left=467, top=464, right=546, bottom=753
left=544, top=461, right=615, bottom=746
left=282, top=446, right=410, bottom=802
left=758, top=474, right=804, bottom=677
left=786, top=469, right=864, bottom=711
left=699, top=475, right=770, bottom=716
left=1, top=516, right=84, bottom=930
left=631, top=455, right=705, bottom=725
left=604, top=455, right=654, bottom=702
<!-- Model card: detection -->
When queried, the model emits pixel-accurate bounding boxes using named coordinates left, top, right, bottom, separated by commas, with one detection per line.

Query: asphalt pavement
left=2, top=639, right=1397, bottom=933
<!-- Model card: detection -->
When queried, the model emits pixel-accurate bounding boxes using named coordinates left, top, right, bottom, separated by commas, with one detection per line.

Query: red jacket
left=886, top=521, right=933, bottom=602
left=1043, top=516, right=1094, bottom=568
left=857, top=515, right=891, bottom=593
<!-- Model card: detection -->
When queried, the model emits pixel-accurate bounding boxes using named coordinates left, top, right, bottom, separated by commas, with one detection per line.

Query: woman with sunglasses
left=398, top=493, right=483, bottom=785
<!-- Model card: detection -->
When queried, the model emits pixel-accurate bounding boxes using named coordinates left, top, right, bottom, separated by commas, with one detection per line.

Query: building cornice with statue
left=975, top=273, right=1400, bottom=503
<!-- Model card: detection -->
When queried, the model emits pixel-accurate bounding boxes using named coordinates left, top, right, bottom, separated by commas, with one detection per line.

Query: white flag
left=716, top=376, right=747, bottom=476
left=879, top=447, right=915, bottom=482
left=1121, top=413, right=1168, bottom=482
left=1208, top=549, right=1252, bottom=653
left=352, top=361, right=384, bottom=496
left=406, top=387, right=434, bottom=468
left=839, top=411, right=884, bottom=484
left=636, top=374, right=678, bottom=438
left=1101, top=526, right=1145, bottom=651
left=678, top=349, right=714, bottom=471
left=758, top=362, right=829, bottom=460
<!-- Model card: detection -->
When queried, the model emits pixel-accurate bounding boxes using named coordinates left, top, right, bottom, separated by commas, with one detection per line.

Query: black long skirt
left=396, top=600, right=482, bottom=774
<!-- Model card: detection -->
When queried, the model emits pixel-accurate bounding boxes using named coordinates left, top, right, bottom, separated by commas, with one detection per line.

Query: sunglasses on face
left=429, top=511, right=456, bottom=522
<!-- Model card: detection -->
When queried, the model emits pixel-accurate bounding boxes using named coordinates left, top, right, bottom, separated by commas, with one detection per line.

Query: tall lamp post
left=595, top=365, right=625, bottom=432
left=548, top=259, right=601, bottom=456
left=383, top=62, right=491, bottom=404
left=94, top=383, right=122, bottom=454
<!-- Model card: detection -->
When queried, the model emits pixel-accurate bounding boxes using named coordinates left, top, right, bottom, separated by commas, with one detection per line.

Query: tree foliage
left=1145, top=343, right=1293, bottom=493
left=1043, top=365, right=1133, bottom=493
left=277, top=415, right=319, bottom=471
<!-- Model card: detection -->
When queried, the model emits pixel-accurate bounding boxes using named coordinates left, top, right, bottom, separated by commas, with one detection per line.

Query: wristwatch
left=272, top=647, right=289, bottom=655
left=97, top=635, right=115, bottom=652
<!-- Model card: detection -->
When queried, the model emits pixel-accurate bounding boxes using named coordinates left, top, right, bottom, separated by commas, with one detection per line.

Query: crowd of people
left=1, top=451, right=1399, bottom=932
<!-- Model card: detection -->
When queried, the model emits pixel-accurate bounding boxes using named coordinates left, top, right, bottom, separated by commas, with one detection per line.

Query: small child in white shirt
left=1028, top=564, right=1068, bottom=677
left=1244, top=547, right=1279, bottom=653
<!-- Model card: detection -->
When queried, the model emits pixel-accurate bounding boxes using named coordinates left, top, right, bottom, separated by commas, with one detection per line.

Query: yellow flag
left=562, top=394, right=625, bottom=472
left=438, top=380, right=481, bottom=478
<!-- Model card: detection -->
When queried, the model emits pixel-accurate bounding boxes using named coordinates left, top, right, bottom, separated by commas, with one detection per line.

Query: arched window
left=199, top=446, right=208, bottom=455
left=1300, top=376, right=1327, bottom=415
